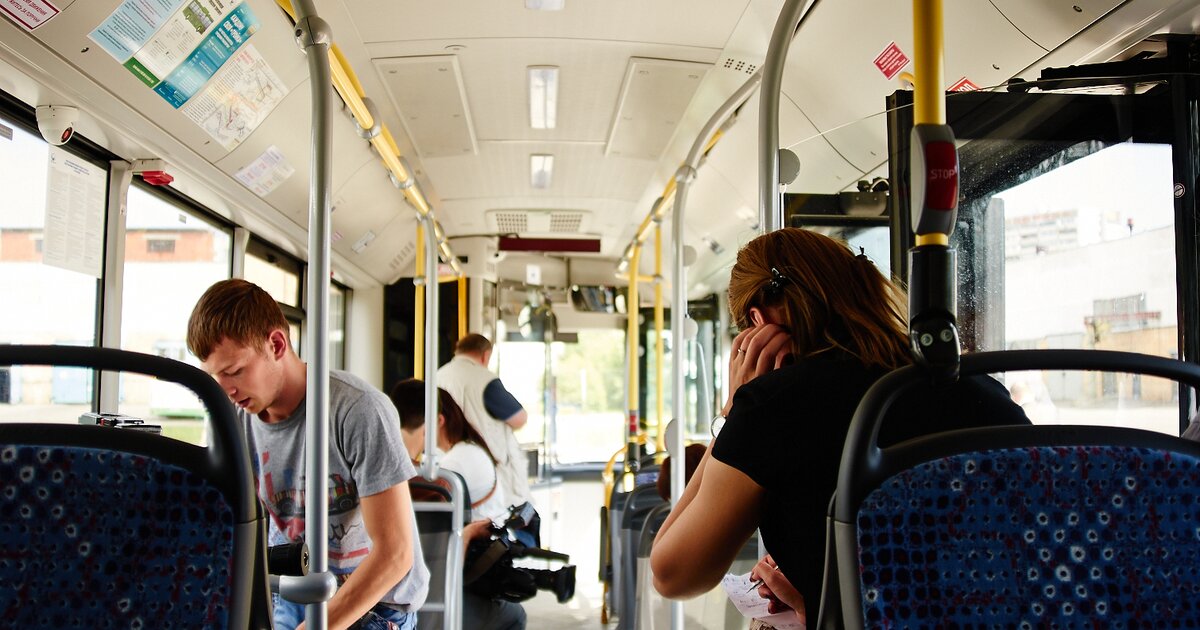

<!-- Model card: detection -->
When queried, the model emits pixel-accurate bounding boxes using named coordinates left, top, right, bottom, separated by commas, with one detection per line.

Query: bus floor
left=521, top=478, right=607, bottom=629
left=505, top=478, right=749, bottom=629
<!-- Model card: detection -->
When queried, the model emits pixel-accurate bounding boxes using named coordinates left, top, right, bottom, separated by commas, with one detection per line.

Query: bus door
left=886, top=44, right=1197, bottom=435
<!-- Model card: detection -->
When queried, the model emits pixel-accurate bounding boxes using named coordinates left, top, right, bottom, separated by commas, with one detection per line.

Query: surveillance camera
left=36, top=105, right=79, bottom=146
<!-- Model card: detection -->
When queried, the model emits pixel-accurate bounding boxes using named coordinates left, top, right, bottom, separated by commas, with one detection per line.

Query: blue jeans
left=272, top=595, right=417, bottom=630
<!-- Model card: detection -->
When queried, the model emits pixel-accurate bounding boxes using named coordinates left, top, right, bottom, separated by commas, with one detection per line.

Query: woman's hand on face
left=723, top=324, right=794, bottom=415
left=750, top=554, right=806, bottom=621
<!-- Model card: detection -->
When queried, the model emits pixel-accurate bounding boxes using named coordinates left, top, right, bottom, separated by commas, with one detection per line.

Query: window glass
left=962, top=142, right=1177, bottom=433
left=331, top=282, right=347, bottom=370
left=245, top=240, right=302, bottom=308
left=493, top=340, right=546, bottom=448
left=553, top=330, right=626, bottom=464
left=118, top=184, right=232, bottom=443
left=0, top=114, right=102, bottom=423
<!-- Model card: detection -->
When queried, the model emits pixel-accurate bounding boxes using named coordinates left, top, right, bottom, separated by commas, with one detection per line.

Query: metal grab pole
left=625, top=244, right=642, bottom=472
left=759, top=0, right=818, bottom=233
left=293, top=1, right=337, bottom=628
left=421, top=214, right=441, bottom=482
left=666, top=69, right=763, bottom=630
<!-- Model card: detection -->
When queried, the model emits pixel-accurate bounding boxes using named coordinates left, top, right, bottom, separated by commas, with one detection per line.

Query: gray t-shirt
left=241, top=369, right=429, bottom=611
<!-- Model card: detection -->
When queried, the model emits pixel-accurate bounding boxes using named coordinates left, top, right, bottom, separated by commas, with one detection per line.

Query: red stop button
left=924, top=141, right=958, bottom=210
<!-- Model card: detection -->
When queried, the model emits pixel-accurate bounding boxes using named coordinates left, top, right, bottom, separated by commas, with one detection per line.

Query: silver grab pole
left=421, top=214, right=440, bottom=482
left=668, top=70, right=762, bottom=630
left=293, top=1, right=337, bottom=628
left=759, top=0, right=818, bottom=233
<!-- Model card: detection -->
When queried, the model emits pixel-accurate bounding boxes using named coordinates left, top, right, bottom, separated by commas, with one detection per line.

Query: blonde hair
left=187, top=279, right=289, bottom=361
left=727, top=228, right=910, bottom=370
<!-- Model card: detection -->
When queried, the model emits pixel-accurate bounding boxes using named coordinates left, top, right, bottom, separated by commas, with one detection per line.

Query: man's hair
left=454, top=333, right=493, bottom=356
left=187, top=279, right=289, bottom=361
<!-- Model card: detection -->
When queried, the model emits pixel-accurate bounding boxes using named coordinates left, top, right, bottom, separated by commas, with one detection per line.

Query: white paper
left=180, top=44, right=287, bottom=150
left=721, top=572, right=806, bottom=630
left=43, top=146, right=105, bottom=278
left=233, top=145, right=294, bottom=196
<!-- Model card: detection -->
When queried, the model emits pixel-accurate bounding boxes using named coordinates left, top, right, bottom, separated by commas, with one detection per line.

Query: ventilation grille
left=389, top=241, right=416, bottom=272
left=549, top=212, right=584, bottom=233
left=721, top=57, right=759, bottom=75
left=487, top=209, right=592, bottom=235
left=493, top=212, right=530, bottom=234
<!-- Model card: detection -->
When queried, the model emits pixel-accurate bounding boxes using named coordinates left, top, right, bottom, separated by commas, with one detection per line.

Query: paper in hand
left=720, top=571, right=805, bottom=630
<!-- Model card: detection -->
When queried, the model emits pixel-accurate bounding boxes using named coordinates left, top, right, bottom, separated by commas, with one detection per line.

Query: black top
left=711, top=351, right=1030, bottom=608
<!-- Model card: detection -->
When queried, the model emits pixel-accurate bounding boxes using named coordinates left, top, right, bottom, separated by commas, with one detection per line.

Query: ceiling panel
left=374, top=55, right=477, bottom=158
left=345, top=0, right=752, bottom=49
left=423, top=141, right=654, bottom=203
left=606, top=57, right=710, bottom=159
left=365, top=39, right=721, bottom=145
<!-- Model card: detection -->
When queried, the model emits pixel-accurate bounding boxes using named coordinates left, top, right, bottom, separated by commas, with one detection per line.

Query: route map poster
left=89, top=0, right=287, bottom=150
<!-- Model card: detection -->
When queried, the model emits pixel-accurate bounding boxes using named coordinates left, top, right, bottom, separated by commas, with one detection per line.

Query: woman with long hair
left=390, top=379, right=528, bottom=630
left=389, top=379, right=508, bottom=522
left=650, top=228, right=1029, bottom=621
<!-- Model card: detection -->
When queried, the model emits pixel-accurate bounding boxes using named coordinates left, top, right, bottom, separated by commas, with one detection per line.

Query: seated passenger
left=390, top=379, right=508, bottom=523
left=188, top=279, right=428, bottom=630
left=389, top=379, right=527, bottom=630
left=650, top=228, right=1031, bottom=620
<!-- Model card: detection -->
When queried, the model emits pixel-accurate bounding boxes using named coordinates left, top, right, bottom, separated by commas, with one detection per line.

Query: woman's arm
left=650, top=447, right=764, bottom=599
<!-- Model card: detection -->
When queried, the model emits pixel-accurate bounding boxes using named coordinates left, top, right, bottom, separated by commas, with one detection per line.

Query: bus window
left=553, top=330, right=625, bottom=465
left=0, top=112, right=103, bottom=423
left=492, top=339, right=546, bottom=451
left=986, top=143, right=1177, bottom=433
left=245, top=237, right=304, bottom=354
left=330, top=281, right=347, bottom=370
left=118, top=184, right=232, bottom=442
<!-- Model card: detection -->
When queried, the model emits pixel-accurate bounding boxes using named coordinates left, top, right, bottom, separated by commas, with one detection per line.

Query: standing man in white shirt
left=437, top=333, right=532, bottom=508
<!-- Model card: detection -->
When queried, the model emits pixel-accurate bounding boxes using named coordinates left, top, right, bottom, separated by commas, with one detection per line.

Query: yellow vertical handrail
left=653, top=223, right=666, bottom=454
left=625, top=244, right=642, bottom=469
left=913, top=0, right=949, bottom=248
left=457, top=276, right=467, bottom=340
left=912, top=0, right=945, bottom=127
left=414, top=223, right=425, bottom=379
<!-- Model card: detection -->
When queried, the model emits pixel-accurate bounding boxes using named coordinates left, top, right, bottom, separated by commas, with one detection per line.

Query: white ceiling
left=1, top=0, right=1194, bottom=292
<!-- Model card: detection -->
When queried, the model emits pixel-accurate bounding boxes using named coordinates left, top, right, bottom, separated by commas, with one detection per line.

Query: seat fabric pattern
left=856, top=446, right=1200, bottom=628
left=0, top=445, right=235, bottom=629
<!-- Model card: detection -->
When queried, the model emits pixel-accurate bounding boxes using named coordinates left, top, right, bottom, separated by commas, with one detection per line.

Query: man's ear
left=267, top=329, right=289, bottom=359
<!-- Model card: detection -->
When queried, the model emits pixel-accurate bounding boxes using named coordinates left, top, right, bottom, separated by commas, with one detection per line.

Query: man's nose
left=215, top=376, right=236, bottom=397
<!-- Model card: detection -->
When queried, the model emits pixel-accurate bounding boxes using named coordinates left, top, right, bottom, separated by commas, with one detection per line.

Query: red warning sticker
left=873, top=42, right=911, bottom=80
left=948, top=77, right=980, bottom=92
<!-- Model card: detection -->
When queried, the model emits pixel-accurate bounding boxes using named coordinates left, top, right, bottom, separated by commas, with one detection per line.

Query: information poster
left=181, top=45, right=287, bottom=150
left=89, top=0, right=284, bottom=149
left=233, top=144, right=294, bottom=196
left=43, top=146, right=105, bottom=278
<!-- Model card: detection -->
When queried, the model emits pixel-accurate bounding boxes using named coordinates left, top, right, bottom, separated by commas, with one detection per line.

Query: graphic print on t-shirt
left=261, top=455, right=363, bottom=549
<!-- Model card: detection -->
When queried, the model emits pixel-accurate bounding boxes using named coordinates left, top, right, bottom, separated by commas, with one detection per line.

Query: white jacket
left=437, top=355, right=532, bottom=506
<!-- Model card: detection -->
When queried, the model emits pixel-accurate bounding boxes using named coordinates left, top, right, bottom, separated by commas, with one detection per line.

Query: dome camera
left=36, top=105, right=79, bottom=146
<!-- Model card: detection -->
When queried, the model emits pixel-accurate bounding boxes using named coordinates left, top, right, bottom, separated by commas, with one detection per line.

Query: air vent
left=493, top=212, right=530, bottom=234
left=389, top=241, right=416, bottom=271
left=549, top=212, right=584, bottom=233
left=721, top=57, right=759, bottom=75
left=487, top=209, right=593, bottom=235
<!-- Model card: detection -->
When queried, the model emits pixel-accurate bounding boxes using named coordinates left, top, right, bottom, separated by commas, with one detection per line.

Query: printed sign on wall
left=873, top=42, right=910, bottom=81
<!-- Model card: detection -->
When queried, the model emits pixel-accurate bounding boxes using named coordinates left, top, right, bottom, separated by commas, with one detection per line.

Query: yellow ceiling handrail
left=275, top=0, right=462, bottom=276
